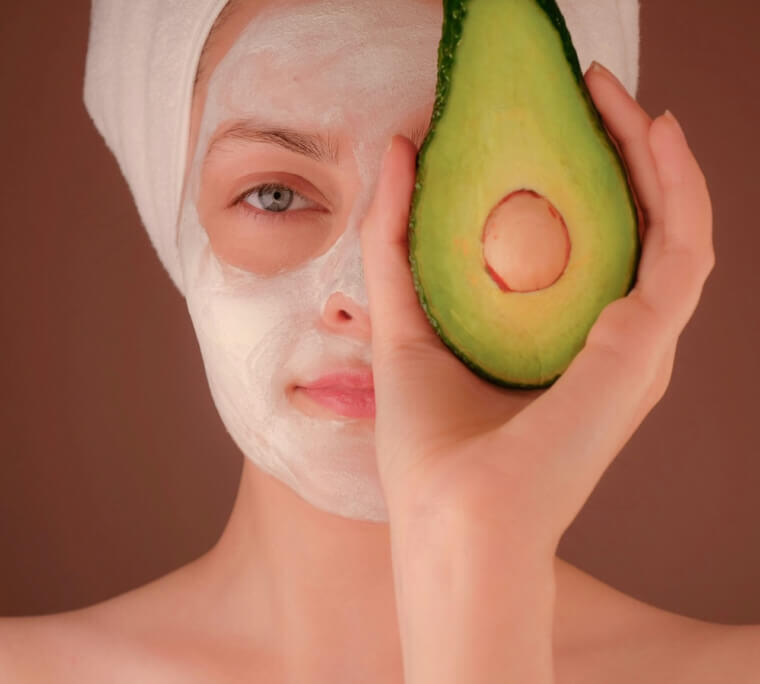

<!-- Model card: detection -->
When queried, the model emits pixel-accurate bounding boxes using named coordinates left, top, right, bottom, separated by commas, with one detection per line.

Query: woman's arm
left=360, top=59, right=714, bottom=683
left=387, top=504, right=556, bottom=682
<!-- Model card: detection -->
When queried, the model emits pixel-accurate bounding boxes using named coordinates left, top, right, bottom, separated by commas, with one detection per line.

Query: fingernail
left=589, top=60, right=624, bottom=89
left=663, top=109, right=685, bottom=138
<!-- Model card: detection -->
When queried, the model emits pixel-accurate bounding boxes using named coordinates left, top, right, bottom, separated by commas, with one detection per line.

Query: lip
left=302, top=369, right=374, bottom=391
left=296, top=369, right=375, bottom=419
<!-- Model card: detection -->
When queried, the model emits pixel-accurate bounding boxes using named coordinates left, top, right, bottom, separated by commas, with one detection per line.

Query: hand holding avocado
left=360, top=0, right=712, bottom=676
left=362, top=55, right=714, bottom=548
left=360, top=57, right=713, bottom=679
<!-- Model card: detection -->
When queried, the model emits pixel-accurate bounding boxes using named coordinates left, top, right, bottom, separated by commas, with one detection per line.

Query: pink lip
left=303, top=369, right=374, bottom=390
left=298, top=370, right=375, bottom=419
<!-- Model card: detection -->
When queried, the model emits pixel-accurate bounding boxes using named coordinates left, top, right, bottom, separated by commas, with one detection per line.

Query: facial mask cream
left=178, top=0, right=442, bottom=521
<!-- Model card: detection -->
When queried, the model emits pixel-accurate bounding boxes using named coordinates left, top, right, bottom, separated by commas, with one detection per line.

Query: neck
left=198, top=458, right=404, bottom=679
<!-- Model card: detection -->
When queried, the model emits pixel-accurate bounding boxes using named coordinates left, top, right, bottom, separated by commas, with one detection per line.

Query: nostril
left=322, top=293, right=370, bottom=341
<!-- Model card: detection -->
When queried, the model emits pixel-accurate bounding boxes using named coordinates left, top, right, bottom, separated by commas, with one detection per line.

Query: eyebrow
left=205, top=119, right=341, bottom=165
left=204, top=118, right=431, bottom=166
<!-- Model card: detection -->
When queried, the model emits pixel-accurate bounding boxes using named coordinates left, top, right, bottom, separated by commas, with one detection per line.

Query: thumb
left=361, top=135, right=442, bottom=363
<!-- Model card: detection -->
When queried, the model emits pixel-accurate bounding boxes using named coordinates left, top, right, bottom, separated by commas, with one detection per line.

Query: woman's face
left=179, top=0, right=442, bottom=521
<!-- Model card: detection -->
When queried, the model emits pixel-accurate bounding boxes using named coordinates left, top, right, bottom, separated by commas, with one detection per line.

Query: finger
left=650, top=339, right=678, bottom=407
left=361, top=135, right=443, bottom=361
left=584, top=62, right=714, bottom=332
left=631, top=112, right=715, bottom=334
left=584, top=61, right=663, bottom=249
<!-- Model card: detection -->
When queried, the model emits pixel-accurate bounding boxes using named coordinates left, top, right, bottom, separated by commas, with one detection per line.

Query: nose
left=321, top=292, right=371, bottom=342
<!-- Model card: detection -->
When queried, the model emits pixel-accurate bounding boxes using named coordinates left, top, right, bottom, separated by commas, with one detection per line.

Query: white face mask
left=178, top=0, right=442, bottom=522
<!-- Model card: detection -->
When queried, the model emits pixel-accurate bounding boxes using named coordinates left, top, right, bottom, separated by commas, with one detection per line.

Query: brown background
left=1, top=2, right=758, bottom=622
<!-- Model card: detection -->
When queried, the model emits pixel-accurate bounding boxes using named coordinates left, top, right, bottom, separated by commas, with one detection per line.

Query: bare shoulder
left=0, top=606, right=274, bottom=683
left=691, top=623, right=760, bottom=683
left=553, top=557, right=760, bottom=684
left=0, top=566, right=195, bottom=682
left=0, top=610, right=102, bottom=682
left=0, top=562, right=274, bottom=683
left=0, top=606, right=165, bottom=683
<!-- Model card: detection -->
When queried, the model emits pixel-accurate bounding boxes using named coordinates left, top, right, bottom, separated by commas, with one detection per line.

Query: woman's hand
left=361, top=60, right=715, bottom=554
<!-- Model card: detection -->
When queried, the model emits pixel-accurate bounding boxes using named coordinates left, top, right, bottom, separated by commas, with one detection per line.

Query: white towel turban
left=83, top=0, right=640, bottom=295
left=84, top=0, right=230, bottom=292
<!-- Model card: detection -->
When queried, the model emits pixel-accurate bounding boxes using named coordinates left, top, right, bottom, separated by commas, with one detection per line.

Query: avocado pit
left=482, top=189, right=571, bottom=293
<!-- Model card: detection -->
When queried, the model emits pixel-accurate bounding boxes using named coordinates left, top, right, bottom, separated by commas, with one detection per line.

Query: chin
left=246, top=453, right=390, bottom=523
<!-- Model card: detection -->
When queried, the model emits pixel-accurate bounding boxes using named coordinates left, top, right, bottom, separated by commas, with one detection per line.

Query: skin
left=2, top=1, right=758, bottom=682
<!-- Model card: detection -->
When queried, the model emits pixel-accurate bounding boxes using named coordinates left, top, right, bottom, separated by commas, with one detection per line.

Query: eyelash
left=232, top=182, right=318, bottom=222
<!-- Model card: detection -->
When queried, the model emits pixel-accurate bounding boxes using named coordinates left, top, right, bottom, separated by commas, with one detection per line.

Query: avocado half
left=409, top=0, right=641, bottom=390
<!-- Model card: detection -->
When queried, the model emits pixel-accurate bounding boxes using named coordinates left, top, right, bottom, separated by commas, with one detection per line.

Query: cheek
left=190, top=284, right=290, bottom=389
left=202, top=208, right=332, bottom=276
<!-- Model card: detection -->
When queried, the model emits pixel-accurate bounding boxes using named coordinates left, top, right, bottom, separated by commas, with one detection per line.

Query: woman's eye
left=241, top=183, right=316, bottom=214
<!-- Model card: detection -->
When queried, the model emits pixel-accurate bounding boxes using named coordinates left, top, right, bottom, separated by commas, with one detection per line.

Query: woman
left=2, top=0, right=749, bottom=681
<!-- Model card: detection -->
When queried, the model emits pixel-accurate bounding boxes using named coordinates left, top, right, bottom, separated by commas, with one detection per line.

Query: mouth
left=294, top=369, right=376, bottom=420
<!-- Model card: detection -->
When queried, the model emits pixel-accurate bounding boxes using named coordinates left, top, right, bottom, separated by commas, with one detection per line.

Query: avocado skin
left=408, top=0, right=641, bottom=390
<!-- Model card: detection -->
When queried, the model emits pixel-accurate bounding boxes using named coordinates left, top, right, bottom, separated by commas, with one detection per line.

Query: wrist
left=387, top=481, right=559, bottom=567
left=388, top=508, right=557, bottom=684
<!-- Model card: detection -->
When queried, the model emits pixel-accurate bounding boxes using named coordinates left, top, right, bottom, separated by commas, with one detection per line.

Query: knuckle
left=652, top=356, right=672, bottom=403
left=587, top=296, right=661, bottom=364
left=648, top=344, right=678, bottom=408
left=693, top=164, right=709, bottom=193
left=662, top=244, right=709, bottom=286
left=692, top=249, right=713, bottom=280
left=704, top=248, right=717, bottom=276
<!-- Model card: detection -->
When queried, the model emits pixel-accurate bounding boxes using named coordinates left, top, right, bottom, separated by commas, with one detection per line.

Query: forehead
left=194, top=0, right=441, bottom=110
left=187, top=0, right=441, bottom=183
left=221, top=4, right=438, bottom=116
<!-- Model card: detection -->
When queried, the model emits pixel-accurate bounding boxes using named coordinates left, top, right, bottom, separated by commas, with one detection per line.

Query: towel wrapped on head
left=83, top=0, right=640, bottom=295
left=84, top=0, right=230, bottom=292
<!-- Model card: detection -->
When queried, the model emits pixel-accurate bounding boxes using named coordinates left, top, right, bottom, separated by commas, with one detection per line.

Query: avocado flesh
left=409, top=0, right=641, bottom=390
